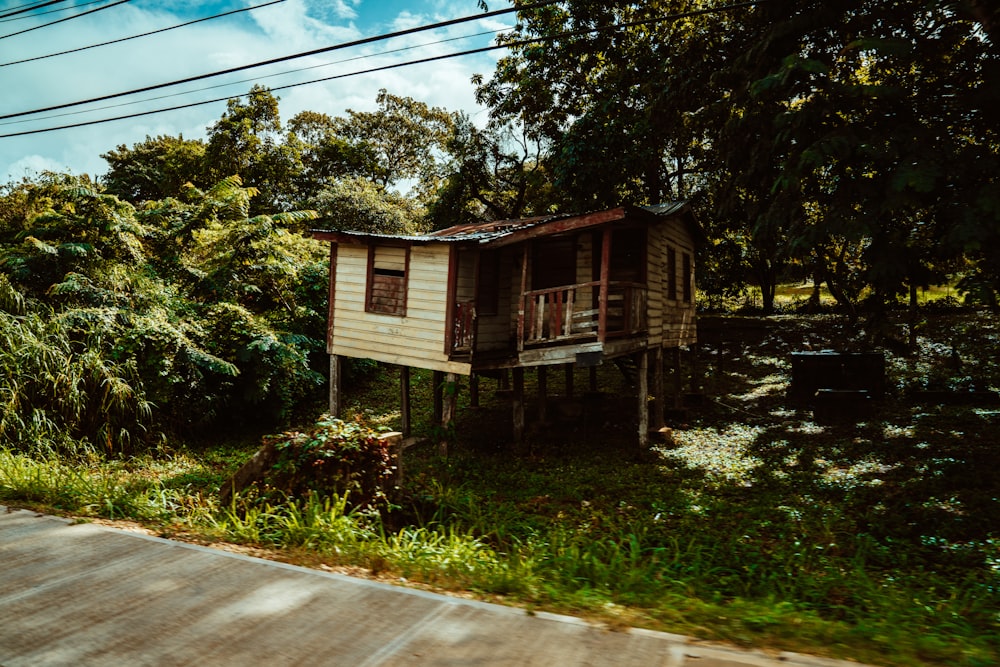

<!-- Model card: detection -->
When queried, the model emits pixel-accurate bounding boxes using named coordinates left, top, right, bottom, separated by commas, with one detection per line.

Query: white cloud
left=0, top=0, right=503, bottom=184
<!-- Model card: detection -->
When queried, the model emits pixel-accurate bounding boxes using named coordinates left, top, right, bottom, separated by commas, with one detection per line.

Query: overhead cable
left=0, top=0, right=131, bottom=40
left=1, top=0, right=105, bottom=23
left=0, top=0, right=70, bottom=20
left=1, top=27, right=509, bottom=126
left=0, top=0, right=769, bottom=139
left=1, top=0, right=286, bottom=66
left=0, top=0, right=562, bottom=120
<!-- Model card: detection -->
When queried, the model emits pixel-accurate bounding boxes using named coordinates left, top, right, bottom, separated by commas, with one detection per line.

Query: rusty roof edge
left=310, top=201, right=695, bottom=246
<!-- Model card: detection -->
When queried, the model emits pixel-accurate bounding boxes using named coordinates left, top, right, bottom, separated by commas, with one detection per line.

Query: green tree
left=478, top=0, right=1000, bottom=312
left=427, top=114, right=558, bottom=229
left=101, top=135, right=208, bottom=203
left=334, top=89, right=457, bottom=197
left=204, top=85, right=303, bottom=214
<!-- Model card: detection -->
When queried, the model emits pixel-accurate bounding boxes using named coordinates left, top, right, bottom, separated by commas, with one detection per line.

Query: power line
left=0, top=27, right=510, bottom=127
left=0, top=0, right=70, bottom=20
left=0, top=0, right=769, bottom=140
left=0, top=0, right=131, bottom=40
left=1, top=0, right=104, bottom=23
left=0, top=0, right=287, bottom=66
left=0, top=0, right=561, bottom=120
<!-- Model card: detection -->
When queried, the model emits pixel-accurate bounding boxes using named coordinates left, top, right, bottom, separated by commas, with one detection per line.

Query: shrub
left=267, top=416, right=397, bottom=509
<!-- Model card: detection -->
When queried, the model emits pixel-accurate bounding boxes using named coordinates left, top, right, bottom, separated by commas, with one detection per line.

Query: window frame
left=365, top=244, right=410, bottom=317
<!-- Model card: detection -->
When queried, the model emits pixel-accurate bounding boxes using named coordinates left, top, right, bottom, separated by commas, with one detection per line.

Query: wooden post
left=400, top=365, right=411, bottom=437
left=537, top=366, right=548, bottom=424
left=499, top=369, right=510, bottom=391
left=564, top=363, right=575, bottom=397
left=589, top=366, right=599, bottom=393
left=432, top=370, right=444, bottom=425
left=637, top=349, right=650, bottom=451
left=598, top=228, right=611, bottom=341
left=516, top=244, right=530, bottom=352
left=328, top=354, right=342, bottom=418
left=672, top=346, right=683, bottom=408
left=652, top=346, right=665, bottom=430
left=690, top=343, right=702, bottom=395
left=512, top=367, right=525, bottom=448
left=440, top=373, right=458, bottom=457
left=469, top=372, right=480, bottom=408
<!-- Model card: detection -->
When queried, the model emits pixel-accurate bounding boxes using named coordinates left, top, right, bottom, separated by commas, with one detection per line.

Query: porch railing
left=521, top=281, right=646, bottom=346
left=452, top=300, right=476, bottom=353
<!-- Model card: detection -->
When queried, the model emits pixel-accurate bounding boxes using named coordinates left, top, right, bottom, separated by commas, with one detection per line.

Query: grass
left=1, top=310, right=998, bottom=666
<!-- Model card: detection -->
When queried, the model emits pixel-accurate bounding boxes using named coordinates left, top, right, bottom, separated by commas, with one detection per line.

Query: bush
left=266, top=416, right=397, bottom=509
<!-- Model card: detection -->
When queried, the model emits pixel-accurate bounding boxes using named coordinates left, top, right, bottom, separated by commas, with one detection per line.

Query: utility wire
left=0, top=0, right=561, bottom=120
left=1, top=0, right=104, bottom=22
left=0, top=0, right=131, bottom=39
left=0, top=0, right=70, bottom=20
left=1, top=0, right=286, bottom=66
left=0, top=0, right=768, bottom=139
left=1, top=27, right=510, bottom=126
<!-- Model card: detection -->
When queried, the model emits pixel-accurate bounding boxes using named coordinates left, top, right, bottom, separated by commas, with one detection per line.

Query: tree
left=101, top=135, right=208, bottom=202
left=308, top=176, right=424, bottom=236
left=204, top=85, right=303, bottom=214
left=334, top=89, right=457, bottom=197
left=477, top=0, right=1000, bottom=311
left=427, top=114, right=557, bottom=229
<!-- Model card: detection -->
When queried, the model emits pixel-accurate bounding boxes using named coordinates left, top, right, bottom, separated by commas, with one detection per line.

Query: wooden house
left=311, top=203, right=699, bottom=449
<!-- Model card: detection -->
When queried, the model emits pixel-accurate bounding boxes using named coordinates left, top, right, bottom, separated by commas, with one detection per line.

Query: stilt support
left=328, top=354, right=342, bottom=418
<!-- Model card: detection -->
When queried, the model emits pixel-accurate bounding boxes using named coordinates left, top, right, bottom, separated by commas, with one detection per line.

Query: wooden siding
left=656, top=219, right=697, bottom=347
left=475, top=247, right=515, bottom=351
left=332, top=244, right=471, bottom=375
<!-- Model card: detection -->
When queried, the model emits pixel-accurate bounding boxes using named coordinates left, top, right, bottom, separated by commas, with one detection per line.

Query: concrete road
left=1, top=505, right=869, bottom=667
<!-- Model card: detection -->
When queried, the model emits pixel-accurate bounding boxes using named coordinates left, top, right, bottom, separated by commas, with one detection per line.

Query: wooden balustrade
left=521, top=281, right=646, bottom=345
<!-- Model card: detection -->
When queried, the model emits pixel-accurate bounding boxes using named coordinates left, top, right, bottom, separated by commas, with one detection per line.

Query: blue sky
left=0, top=0, right=511, bottom=183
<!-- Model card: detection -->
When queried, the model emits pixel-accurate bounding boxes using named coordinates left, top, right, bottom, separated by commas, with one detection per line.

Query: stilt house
left=311, top=203, right=698, bottom=448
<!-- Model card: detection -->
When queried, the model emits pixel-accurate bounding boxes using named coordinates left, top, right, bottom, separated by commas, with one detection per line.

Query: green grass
left=1, top=312, right=998, bottom=667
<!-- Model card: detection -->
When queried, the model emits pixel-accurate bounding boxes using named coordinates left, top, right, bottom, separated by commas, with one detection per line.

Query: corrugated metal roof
left=310, top=202, right=690, bottom=245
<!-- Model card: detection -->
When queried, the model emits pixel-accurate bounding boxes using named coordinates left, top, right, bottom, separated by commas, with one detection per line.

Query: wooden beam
left=564, top=364, right=575, bottom=397
left=598, top=227, right=611, bottom=342
left=637, top=350, right=649, bottom=451
left=328, top=354, right=342, bottom=418
left=469, top=372, right=480, bottom=407
left=479, top=207, right=630, bottom=249
left=433, top=370, right=444, bottom=425
left=672, top=346, right=683, bottom=408
left=326, top=243, right=338, bottom=354
left=440, top=373, right=459, bottom=457
left=400, top=365, right=411, bottom=437
left=537, top=366, right=548, bottom=424
left=512, top=367, right=525, bottom=448
left=516, top=243, right=530, bottom=352
left=652, top=347, right=665, bottom=430
left=443, top=245, right=459, bottom=356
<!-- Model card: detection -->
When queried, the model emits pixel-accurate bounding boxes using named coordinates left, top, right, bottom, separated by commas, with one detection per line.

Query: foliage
left=307, top=176, right=425, bottom=235
left=2, top=312, right=997, bottom=666
left=101, top=134, right=209, bottom=203
left=333, top=89, right=457, bottom=198
left=427, top=114, right=559, bottom=229
left=0, top=172, right=328, bottom=448
left=479, top=0, right=1000, bottom=312
left=264, top=416, right=397, bottom=510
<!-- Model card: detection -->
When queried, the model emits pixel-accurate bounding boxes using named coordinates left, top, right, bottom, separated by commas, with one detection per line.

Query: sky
left=0, top=0, right=513, bottom=183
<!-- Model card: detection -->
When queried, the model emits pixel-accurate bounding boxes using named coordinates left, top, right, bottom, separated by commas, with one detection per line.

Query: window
left=366, top=245, right=409, bottom=316
left=667, top=247, right=677, bottom=300
left=682, top=252, right=693, bottom=303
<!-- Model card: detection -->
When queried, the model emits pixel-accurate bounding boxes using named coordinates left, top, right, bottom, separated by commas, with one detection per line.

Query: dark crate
left=813, top=389, right=873, bottom=425
left=789, top=351, right=886, bottom=401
